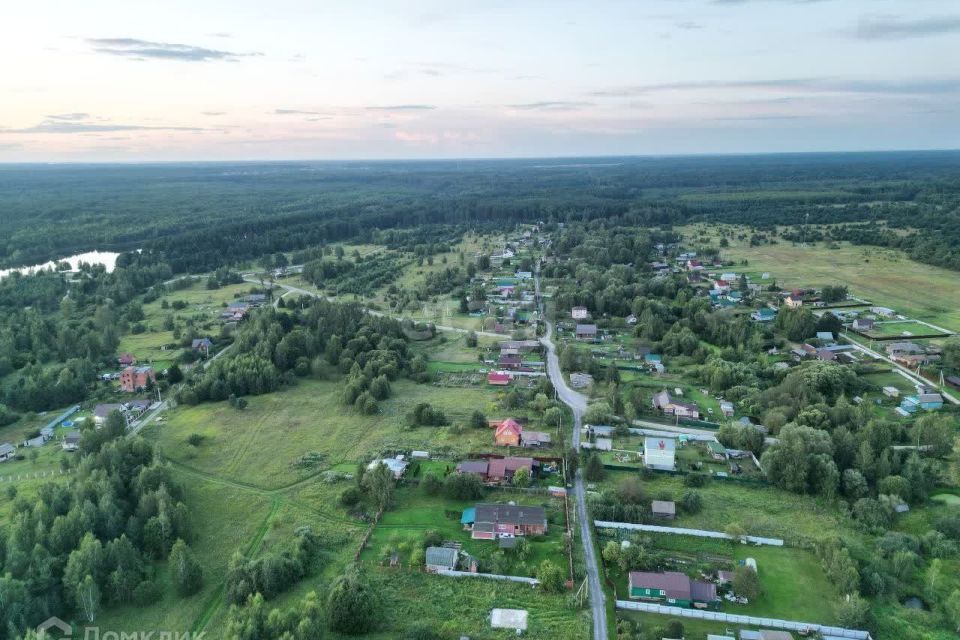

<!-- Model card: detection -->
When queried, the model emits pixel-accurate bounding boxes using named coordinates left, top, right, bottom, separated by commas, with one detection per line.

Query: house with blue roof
left=901, top=393, right=944, bottom=413
left=751, top=308, right=776, bottom=322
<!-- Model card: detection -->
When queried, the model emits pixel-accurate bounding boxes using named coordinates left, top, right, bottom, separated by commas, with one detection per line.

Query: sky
left=1, top=0, right=959, bottom=161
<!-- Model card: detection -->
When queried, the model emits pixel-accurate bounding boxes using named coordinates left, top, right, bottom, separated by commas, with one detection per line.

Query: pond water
left=0, top=250, right=122, bottom=279
left=902, top=596, right=928, bottom=610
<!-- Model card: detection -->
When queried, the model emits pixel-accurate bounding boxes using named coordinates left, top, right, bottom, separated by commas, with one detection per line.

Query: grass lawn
left=680, top=224, right=960, bottom=332
left=117, top=329, right=179, bottom=368
left=866, top=321, right=952, bottom=338
left=861, top=371, right=917, bottom=393
left=144, top=378, right=508, bottom=490
left=329, top=568, right=591, bottom=640
left=363, top=486, right=568, bottom=575
left=605, top=471, right=864, bottom=546
left=606, top=532, right=838, bottom=624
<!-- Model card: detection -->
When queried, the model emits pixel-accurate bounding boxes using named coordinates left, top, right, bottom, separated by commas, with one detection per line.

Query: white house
left=643, top=437, right=676, bottom=470
left=571, top=306, right=589, bottom=320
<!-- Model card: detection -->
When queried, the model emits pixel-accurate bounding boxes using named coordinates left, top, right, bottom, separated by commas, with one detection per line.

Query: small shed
left=490, top=608, right=528, bottom=631
left=594, top=437, right=613, bottom=451
left=62, top=430, right=82, bottom=451
left=425, top=546, right=458, bottom=572
left=651, top=500, right=676, bottom=519
left=707, top=440, right=727, bottom=460
left=0, top=443, right=15, bottom=462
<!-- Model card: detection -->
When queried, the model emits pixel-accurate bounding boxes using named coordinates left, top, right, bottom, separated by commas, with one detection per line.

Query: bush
left=421, top=474, right=442, bottom=496
left=442, top=473, right=485, bottom=501
left=187, top=433, right=205, bottom=447
left=133, top=580, right=161, bottom=606
left=682, top=473, right=708, bottom=488
left=679, top=490, right=703, bottom=514
left=405, top=625, right=441, bottom=640
left=169, top=539, right=204, bottom=597
left=407, top=403, right=448, bottom=427
left=326, top=569, right=379, bottom=634
left=470, top=410, right=487, bottom=429
left=731, top=565, right=760, bottom=599
left=584, top=452, right=605, bottom=481
left=340, top=486, right=363, bottom=507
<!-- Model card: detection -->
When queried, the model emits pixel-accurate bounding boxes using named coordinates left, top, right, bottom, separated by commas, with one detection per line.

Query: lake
left=0, top=250, right=122, bottom=279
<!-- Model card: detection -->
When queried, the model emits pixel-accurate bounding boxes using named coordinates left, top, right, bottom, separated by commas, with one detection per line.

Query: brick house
left=120, top=366, right=155, bottom=392
left=494, top=418, right=523, bottom=446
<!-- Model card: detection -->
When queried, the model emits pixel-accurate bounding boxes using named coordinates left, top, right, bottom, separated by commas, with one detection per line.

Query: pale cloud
left=507, top=101, right=594, bottom=111
left=45, top=112, right=91, bottom=121
left=273, top=108, right=324, bottom=115
left=86, top=38, right=261, bottom=62
left=854, top=15, right=960, bottom=40
left=588, top=77, right=960, bottom=98
left=1, top=115, right=206, bottom=134
left=366, top=105, right=437, bottom=111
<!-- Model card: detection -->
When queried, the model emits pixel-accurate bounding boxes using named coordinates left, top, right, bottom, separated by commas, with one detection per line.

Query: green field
left=866, top=321, right=952, bottom=338
left=363, top=486, right=567, bottom=575
left=144, top=378, right=507, bottom=490
left=605, top=532, right=838, bottom=624
left=603, top=471, right=863, bottom=546
left=681, top=224, right=960, bottom=332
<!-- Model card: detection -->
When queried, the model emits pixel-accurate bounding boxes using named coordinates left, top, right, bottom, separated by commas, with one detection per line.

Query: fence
left=43, top=405, right=81, bottom=431
left=436, top=569, right=540, bottom=586
left=678, top=417, right=723, bottom=430
left=629, top=427, right=715, bottom=442
left=615, top=600, right=872, bottom=639
left=594, top=521, right=784, bottom=546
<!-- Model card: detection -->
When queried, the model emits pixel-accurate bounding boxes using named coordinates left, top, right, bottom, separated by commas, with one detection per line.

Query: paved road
left=127, top=400, right=168, bottom=437
left=536, top=272, right=607, bottom=640
left=840, top=333, right=959, bottom=405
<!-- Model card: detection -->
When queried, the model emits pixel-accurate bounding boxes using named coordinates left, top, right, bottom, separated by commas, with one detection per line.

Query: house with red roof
left=486, top=457, right=534, bottom=483
left=494, top=418, right=523, bottom=447
left=487, top=371, right=512, bottom=386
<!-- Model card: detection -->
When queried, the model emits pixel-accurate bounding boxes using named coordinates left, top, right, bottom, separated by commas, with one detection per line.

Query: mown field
left=680, top=224, right=960, bottom=332
left=866, top=321, right=952, bottom=338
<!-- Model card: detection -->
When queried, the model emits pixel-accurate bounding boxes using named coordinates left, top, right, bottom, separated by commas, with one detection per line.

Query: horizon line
left=1, top=147, right=960, bottom=167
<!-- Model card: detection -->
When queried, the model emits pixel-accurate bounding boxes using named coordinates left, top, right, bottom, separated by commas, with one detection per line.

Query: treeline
left=177, top=298, right=410, bottom=414
left=225, top=527, right=320, bottom=605
left=0, top=253, right=173, bottom=412
left=301, top=252, right=405, bottom=295
left=0, top=413, right=193, bottom=635
left=2, top=154, right=959, bottom=275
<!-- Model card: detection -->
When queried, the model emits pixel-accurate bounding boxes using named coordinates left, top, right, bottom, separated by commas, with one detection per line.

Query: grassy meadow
left=143, top=378, right=508, bottom=490
left=681, top=224, right=960, bottom=332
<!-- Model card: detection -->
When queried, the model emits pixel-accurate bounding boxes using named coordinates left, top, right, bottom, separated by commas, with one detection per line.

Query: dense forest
left=2, top=151, right=959, bottom=273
